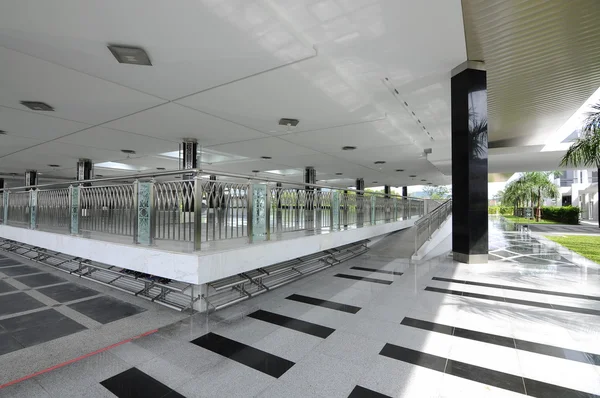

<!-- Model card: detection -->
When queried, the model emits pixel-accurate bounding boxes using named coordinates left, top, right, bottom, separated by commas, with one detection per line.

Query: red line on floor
left=0, top=328, right=158, bottom=390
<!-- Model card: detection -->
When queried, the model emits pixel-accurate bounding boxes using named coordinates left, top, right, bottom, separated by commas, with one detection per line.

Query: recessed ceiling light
left=421, top=179, right=426, bottom=182
left=372, top=181, right=378, bottom=184
left=427, top=182, right=433, bottom=185
left=374, top=161, right=386, bottom=165
left=278, top=118, right=299, bottom=127
left=342, top=146, right=357, bottom=151
left=95, top=174, right=104, bottom=177
left=0, top=130, right=5, bottom=135
left=261, top=156, right=272, bottom=160
left=156, top=167, right=166, bottom=170
left=121, top=149, right=136, bottom=155
left=107, top=45, right=152, bottom=66
left=335, top=172, right=343, bottom=175
left=395, top=169, right=404, bottom=172
left=20, top=101, right=54, bottom=111
left=252, top=170, right=260, bottom=173
left=47, top=164, right=60, bottom=168
left=409, top=175, right=417, bottom=178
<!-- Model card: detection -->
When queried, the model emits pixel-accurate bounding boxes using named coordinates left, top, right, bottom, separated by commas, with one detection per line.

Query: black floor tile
left=248, top=310, right=335, bottom=338
left=432, top=277, right=600, bottom=302
left=523, top=377, right=600, bottom=398
left=0, top=309, right=67, bottom=332
left=334, top=274, right=392, bottom=285
left=286, top=294, right=361, bottom=314
left=348, top=385, right=392, bottom=398
left=0, top=292, right=45, bottom=316
left=0, top=259, right=23, bottom=267
left=445, top=359, right=525, bottom=394
left=0, top=333, right=24, bottom=356
left=68, top=296, right=145, bottom=324
left=14, top=273, right=67, bottom=288
left=191, top=332, right=295, bottom=378
left=0, top=280, right=17, bottom=294
left=11, top=316, right=86, bottom=347
left=424, top=286, right=464, bottom=296
left=0, top=265, right=42, bottom=276
left=549, top=303, right=600, bottom=316
left=452, top=328, right=515, bottom=348
left=514, top=340, right=600, bottom=366
left=350, top=266, right=404, bottom=276
left=379, top=344, right=446, bottom=372
left=400, top=317, right=454, bottom=335
left=37, top=282, right=100, bottom=303
left=101, top=367, right=185, bottom=398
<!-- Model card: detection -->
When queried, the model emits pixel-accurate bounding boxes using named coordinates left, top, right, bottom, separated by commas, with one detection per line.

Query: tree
left=501, top=172, right=558, bottom=220
left=423, top=185, right=451, bottom=200
left=560, top=102, right=600, bottom=227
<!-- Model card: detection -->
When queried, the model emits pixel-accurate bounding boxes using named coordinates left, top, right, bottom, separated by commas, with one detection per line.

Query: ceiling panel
left=176, top=56, right=385, bottom=134
left=0, top=46, right=163, bottom=125
left=56, top=127, right=178, bottom=156
left=206, top=137, right=319, bottom=160
left=0, top=0, right=315, bottom=100
left=0, top=106, right=90, bottom=141
left=0, top=135, right=45, bottom=157
left=462, top=0, right=600, bottom=144
left=103, top=103, right=268, bottom=146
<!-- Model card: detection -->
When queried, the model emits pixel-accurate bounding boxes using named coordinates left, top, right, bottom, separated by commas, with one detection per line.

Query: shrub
left=488, top=206, right=513, bottom=215
left=541, top=206, right=580, bottom=224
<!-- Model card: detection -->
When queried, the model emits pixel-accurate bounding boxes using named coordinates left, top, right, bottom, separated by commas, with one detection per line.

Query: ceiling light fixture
left=121, top=149, right=136, bottom=155
left=372, top=181, right=378, bottom=184
left=342, top=146, right=357, bottom=151
left=421, top=179, right=426, bottom=182
left=278, top=118, right=299, bottom=127
left=95, top=174, right=104, bottom=178
left=395, top=169, right=404, bottom=172
left=261, top=156, right=272, bottom=160
left=20, top=101, right=54, bottom=111
left=156, top=167, right=166, bottom=170
left=107, top=45, right=152, bottom=66
left=409, top=175, right=417, bottom=178
left=252, top=170, right=260, bottom=173
left=335, top=173, right=343, bottom=175
left=47, top=164, right=60, bottom=168
left=0, top=130, right=5, bottom=135
left=374, top=161, right=386, bottom=165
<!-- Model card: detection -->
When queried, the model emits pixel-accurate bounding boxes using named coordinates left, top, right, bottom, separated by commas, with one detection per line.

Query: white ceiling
left=0, top=0, right=595, bottom=189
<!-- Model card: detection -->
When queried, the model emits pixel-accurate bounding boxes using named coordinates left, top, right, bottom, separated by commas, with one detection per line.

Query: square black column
left=451, top=62, right=488, bottom=264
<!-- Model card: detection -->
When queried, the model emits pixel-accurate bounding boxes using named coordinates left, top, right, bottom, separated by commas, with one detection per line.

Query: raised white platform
left=0, top=219, right=415, bottom=285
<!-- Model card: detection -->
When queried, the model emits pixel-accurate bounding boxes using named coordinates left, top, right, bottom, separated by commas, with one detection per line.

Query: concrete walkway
left=528, top=223, right=600, bottom=235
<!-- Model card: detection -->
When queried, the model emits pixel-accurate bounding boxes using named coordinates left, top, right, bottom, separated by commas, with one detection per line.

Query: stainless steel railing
left=37, top=188, right=70, bottom=232
left=414, top=199, right=452, bottom=255
left=0, top=168, right=427, bottom=251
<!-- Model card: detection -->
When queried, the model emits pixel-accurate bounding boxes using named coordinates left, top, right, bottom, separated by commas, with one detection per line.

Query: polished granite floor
left=1, top=218, right=600, bottom=397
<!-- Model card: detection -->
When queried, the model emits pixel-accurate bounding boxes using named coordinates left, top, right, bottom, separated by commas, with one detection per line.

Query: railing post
left=330, top=190, right=340, bottom=231
left=3, top=190, right=9, bottom=225
left=135, top=180, right=154, bottom=246
left=407, top=198, right=412, bottom=219
left=194, top=174, right=203, bottom=251
left=248, top=183, right=270, bottom=242
left=370, top=195, right=376, bottom=225
left=393, top=197, right=398, bottom=221
left=29, top=189, right=37, bottom=230
left=69, top=185, right=80, bottom=235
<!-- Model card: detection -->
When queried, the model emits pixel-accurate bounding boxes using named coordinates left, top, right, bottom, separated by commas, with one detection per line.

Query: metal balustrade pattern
left=0, top=171, right=426, bottom=251
left=37, top=188, right=70, bottom=231
left=79, top=185, right=136, bottom=237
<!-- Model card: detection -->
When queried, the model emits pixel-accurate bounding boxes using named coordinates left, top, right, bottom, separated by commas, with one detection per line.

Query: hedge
left=541, top=206, right=580, bottom=224
left=488, top=206, right=514, bottom=215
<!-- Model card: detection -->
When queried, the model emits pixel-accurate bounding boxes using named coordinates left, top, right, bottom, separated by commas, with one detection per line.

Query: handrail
left=414, top=199, right=452, bottom=255
left=0, top=167, right=421, bottom=200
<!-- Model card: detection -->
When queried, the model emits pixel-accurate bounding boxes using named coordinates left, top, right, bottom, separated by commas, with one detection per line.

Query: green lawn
left=502, top=215, right=560, bottom=224
left=546, top=235, right=600, bottom=263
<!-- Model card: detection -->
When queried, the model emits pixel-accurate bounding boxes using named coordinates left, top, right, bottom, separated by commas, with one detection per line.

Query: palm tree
left=521, top=172, right=559, bottom=221
left=560, top=103, right=600, bottom=227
